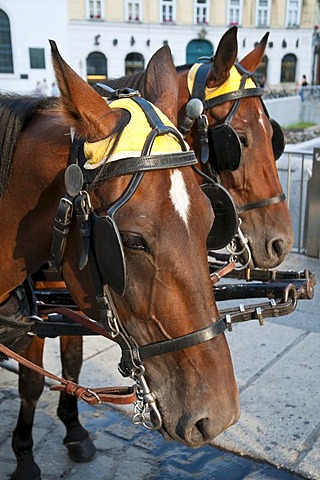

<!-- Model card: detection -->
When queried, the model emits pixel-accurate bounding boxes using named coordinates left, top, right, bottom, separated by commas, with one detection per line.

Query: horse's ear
left=206, top=26, right=238, bottom=88
left=239, top=32, right=269, bottom=72
left=143, top=45, right=179, bottom=125
left=49, top=40, right=123, bottom=141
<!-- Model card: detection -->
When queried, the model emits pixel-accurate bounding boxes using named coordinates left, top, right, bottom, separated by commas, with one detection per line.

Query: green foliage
left=284, top=122, right=316, bottom=129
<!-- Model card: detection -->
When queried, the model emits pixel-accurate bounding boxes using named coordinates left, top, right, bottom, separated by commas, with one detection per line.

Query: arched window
left=0, top=9, right=13, bottom=73
left=186, top=39, right=213, bottom=64
left=281, top=53, right=297, bottom=82
left=86, top=51, right=107, bottom=85
left=125, top=52, right=144, bottom=75
left=255, top=55, right=268, bottom=86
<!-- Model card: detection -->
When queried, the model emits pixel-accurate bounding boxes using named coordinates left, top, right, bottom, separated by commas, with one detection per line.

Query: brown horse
left=0, top=41, right=239, bottom=480
left=101, top=26, right=293, bottom=270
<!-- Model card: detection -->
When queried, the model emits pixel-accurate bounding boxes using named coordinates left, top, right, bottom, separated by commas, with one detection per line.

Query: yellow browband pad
left=187, top=64, right=256, bottom=101
left=84, top=97, right=187, bottom=169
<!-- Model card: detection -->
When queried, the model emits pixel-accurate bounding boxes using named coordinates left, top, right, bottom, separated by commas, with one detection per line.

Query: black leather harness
left=51, top=88, right=230, bottom=430
left=185, top=61, right=286, bottom=214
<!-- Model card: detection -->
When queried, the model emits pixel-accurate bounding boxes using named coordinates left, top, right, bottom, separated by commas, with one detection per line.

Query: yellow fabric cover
left=84, top=97, right=186, bottom=169
left=187, top=64, right=256, bottom=101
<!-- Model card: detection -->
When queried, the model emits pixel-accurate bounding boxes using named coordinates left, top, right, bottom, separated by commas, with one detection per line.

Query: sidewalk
left=213, top=252, right=320, bottom=479
left=0, top=252, right=319, bottom=479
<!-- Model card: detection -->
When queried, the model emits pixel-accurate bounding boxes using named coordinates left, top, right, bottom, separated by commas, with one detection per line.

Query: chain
left=226, top=220, right=252, bottom=270
left=131, top=365, right=162, bottom=430
left=98, top=286, right=162, bottom=430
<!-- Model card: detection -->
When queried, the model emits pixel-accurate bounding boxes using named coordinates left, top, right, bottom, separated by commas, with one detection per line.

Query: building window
left=86, top=51, right=107, bottom=85
left=194, top=0, right=209, bottom=24
left=29, top=48, right=46, bottom=69
left=228, top=0, right=242, bottom=26
left=86, top=0, right=104, bottom=20
left=255, top=0, right=270, bottom=27
left=125, top=1, right=142, bottom=22
left=0, top=9, right=13, bottom=73
left=125, top=52, right=144, bottom=75
left=160, top=0, right=175, bottom=23
left=281, top=54, right=297, bottom=82
left=286, top=0, right=301, bottom=27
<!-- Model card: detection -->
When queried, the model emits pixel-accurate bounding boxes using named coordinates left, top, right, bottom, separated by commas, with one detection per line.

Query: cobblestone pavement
left=0, top=252, right=319, bottom=479
left=0, top=368, right=305, bottom=480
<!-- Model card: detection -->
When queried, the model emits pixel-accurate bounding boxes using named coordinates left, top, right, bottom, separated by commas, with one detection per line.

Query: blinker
left=201, top=182, right=238, bottom=250
left=90, top=171, right=145, bottom=297
left=91, top=212, right=126, bottom=296
left=207, top=116, right=285, bottom=173
left=271, top=119, right=285, bottom=160
left=208, top=124, right=242, bottom=173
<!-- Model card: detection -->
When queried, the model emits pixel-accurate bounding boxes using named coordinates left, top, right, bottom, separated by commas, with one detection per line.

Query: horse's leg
left=57, top=335, right=96, bottom=462
left=11, top=337, right=45, bottom=480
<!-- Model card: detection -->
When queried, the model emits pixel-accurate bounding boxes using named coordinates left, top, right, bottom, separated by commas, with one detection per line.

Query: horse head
left=50, top=42, right=239, bottom=446
left=178, top=27, right=293, bottom=269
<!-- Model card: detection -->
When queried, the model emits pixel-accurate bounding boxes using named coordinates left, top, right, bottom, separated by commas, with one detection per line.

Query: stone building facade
left=1, top=0, right=319, bottom=93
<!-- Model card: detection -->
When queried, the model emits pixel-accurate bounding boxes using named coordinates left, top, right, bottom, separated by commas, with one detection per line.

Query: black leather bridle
left=182, top=61, right=286, bottom=215
left=51, top=88, right=229, bottom=430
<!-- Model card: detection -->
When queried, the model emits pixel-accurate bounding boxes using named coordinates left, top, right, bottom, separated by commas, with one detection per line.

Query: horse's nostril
left=178, top=415, right=225, bottom=447
left=185, top=417, right=208, bottom=446
left=271, top=238, right=284, bottom=258
left=194, top=418, right=209, bottom=441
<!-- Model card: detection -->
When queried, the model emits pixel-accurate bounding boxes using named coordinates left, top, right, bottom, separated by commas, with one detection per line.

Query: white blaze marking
left=169, top=170, right=190, bottom=229
left=258, top=110, right=267, bottom=132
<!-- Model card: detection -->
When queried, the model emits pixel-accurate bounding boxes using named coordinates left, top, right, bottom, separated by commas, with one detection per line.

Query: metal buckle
left=86, top=388, right=102, bottom=404
left=118, top=88, right=141, bottom=98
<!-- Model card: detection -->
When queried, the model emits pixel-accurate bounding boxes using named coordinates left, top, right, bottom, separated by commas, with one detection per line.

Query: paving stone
left=296, top=435, right=320, bottom=479
left=225, top=321, right=304, bottom=389
left=213, top=332, right=320, bottom=477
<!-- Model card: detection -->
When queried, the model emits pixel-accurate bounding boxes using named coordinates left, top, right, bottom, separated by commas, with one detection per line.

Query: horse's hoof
left=11, top=463, right=41, bottom=480
left=63, top=434, right=96, bottom=462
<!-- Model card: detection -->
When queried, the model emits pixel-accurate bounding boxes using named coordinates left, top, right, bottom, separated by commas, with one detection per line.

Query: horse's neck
left=0, top=114, right=70, bottom=296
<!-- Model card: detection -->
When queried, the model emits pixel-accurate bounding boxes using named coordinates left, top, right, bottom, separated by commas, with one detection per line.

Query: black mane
left=92, top=65, right=193, bottom=98
left=93, top=71, right=146, bottom=96
left=0, top=94, right=58, bottom=198
left=176, top=64, right=193, bottom=72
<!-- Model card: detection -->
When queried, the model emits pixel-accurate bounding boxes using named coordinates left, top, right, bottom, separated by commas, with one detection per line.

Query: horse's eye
left=238, top=133, right=248, bottom=147
left=121, top=232, right=149, bottom=251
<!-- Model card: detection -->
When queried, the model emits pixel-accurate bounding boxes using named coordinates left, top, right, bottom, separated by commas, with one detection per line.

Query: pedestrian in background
left=51, top=82, right=59, bottom=96
left=34, top=81, right=42, bottom=96
left=41, top=78, right=48, bottom=96
left=299, top=74, right=309, bottom=102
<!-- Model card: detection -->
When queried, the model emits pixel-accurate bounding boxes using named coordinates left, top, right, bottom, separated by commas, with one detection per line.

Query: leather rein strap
left=0, top=342, right=136, bottom=405
left=37, top=305, right=228, bottom=370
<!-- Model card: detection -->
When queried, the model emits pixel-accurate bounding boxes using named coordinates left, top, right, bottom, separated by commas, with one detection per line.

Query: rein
left=0, top=342, right=137, bottom=405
